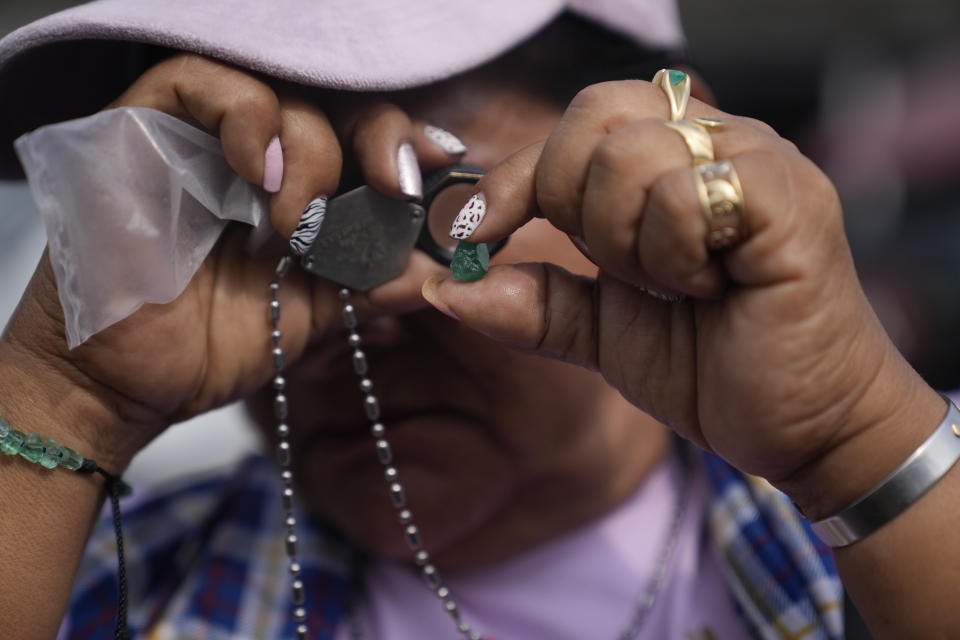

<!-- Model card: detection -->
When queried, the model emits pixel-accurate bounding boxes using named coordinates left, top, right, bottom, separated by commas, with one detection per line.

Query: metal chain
left=269, top=256, right=310, bottom=640
left=271, top=261, right=689, bottom=640
left=336, top=287, right=484, bottom=640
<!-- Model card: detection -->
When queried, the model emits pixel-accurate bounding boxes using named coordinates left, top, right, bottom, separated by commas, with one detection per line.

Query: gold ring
left=664, top=118, right=723, bottom=166
left=652, top=69, right=691, bottom=121
left=695, top=160, right=745, bottom=250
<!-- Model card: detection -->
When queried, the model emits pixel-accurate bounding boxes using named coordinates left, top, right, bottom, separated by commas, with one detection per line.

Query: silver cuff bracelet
left=811, top=394, right=960, bottom=548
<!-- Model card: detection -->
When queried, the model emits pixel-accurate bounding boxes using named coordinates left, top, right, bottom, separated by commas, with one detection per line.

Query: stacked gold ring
left=663, top=117, right=723, bottom=166
left=695, top=160, right=745, bottom=250
left=653, top=69, right=746, bottom=251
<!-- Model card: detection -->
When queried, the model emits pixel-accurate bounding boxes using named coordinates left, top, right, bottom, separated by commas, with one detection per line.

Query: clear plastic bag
left=15, top=107, right=268, bottom=348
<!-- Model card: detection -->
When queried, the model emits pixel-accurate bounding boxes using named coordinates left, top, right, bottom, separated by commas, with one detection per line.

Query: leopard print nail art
left=449, top=193, right=486, bottom=240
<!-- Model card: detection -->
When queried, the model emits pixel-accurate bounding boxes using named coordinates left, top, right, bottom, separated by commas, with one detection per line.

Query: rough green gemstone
left=58, top=445, right=84, bottom=471
left=0, top=428, right=25, bottom=455
left=0, top=416, right=9, bottom=439
left=39, top=437, right=62, bottom=469
left=667, top=69, right=686, bottom=86
left=19, top=432, right=44, bottom=463
left=451, top=242, right=490, bottom=282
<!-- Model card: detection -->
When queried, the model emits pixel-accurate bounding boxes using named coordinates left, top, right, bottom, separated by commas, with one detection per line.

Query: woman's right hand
left=0, top=54, right=459, bottom=470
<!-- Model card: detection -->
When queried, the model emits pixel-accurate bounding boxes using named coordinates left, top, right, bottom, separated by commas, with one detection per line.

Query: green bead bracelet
left=1, top=414, right=89, bottom=470
left=0, top=414, right=131, bottom=495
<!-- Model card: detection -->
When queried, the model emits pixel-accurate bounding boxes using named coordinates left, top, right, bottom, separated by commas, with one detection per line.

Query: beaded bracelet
left=0, top=414, right=132, bottom=640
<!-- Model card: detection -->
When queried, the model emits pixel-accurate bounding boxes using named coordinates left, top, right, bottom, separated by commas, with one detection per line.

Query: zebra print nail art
left=290, top=196, right=327, bottom=256
left=449, top=193, right=486, bottom=240
left=424, top=125, right=467, bottom=155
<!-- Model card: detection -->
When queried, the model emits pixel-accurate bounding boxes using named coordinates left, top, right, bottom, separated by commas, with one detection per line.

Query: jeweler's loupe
left=300, top=164, right=507, bottom=291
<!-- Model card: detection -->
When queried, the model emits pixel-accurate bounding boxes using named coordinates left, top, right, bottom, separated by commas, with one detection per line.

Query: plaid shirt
left=59, top=453, right=844, bottom=639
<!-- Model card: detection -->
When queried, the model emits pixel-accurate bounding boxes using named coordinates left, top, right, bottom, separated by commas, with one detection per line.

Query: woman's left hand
left=422, top=79, right=943, bottom=516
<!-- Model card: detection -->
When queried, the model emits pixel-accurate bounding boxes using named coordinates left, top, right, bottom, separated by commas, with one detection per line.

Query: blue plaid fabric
left=59, top=453, right=844, bottom=639
left=58, top=457, right=352, bottom=640
left=702, top=454, right=844, bottom=640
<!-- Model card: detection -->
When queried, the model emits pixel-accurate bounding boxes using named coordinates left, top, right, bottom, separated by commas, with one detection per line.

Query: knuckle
left=590, top=119, right=665, bottom=173
left=750, top=148, right=796, bottom=193
left=799, top=161, right=841, bottom=218
left=234, top=86, right=281, bottom=120
left=157, top=52, right=206, bottom=75
left=648, top=171, right=689, bottom=220
left=357, top=101, right=407, bottom=130
left=569, top=82, right=615, bottom=111
left=591, top=134, right=632, bottom=172
left=734, top=115, right=780, bottom=137
left=350, top=101, right=409, bottom=142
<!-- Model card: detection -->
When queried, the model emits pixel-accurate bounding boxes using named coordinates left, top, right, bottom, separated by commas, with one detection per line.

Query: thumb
left=421, top=263, right=600, bottom=371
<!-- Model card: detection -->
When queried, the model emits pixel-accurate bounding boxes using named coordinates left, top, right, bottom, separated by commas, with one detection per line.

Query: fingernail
left=397, top=142, right=423, bottom=200
left=289, top=196, right=327, bottom=256
left=422, top=276, right=459, bottom=320
left=449, top=193, right=486, bottom=240
left=263, top=136, right=284, bottom=193
left=424, top=125, right=467, bottom=155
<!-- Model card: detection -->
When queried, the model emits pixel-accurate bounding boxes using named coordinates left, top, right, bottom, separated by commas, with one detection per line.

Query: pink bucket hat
left=0, top=0, right=684, bottom=176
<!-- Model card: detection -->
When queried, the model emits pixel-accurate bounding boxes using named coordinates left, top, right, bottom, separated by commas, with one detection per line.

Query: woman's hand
left=422, top=79, right=944, bottom=517
left=1, top=54, right=461, bottom=470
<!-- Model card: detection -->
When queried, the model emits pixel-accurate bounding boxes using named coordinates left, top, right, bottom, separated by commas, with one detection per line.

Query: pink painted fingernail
left=424, top=125, right=467, bottom=155
left=263, top=136, right=283, bottom=193
left=450, top=193, right=486, bottom=240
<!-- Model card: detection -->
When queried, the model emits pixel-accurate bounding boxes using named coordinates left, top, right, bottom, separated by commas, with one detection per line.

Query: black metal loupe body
left=301, top=164, right=506, bottom=291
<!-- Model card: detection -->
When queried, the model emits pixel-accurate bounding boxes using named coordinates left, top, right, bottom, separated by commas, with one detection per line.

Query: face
left=248, top=68, right=669, bottom=570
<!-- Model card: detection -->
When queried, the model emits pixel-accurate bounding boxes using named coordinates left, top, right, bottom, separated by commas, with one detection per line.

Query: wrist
left=774, top=351, right=945, bottom=522
left=0, top=339, right=152, bottom=473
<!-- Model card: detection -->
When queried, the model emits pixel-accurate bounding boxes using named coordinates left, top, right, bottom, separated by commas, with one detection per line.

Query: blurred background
left=1, top=0, right=959, bottom=489
left=681, top=0, right=960, bottom=389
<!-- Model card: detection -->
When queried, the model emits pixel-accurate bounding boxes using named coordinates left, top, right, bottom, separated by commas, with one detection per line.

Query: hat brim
left=0, top=0, right=683, bottom=177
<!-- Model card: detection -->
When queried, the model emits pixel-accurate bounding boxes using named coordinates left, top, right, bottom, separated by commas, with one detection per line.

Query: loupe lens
left=417, top=164, right=506, bottom=266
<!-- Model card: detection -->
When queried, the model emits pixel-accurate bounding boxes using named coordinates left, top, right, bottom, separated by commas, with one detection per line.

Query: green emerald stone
left=0, top=416, right=9, bottom=439
left=0, top=428, right=25, bottom=455
left=58, top=446, right=84, bottom=471
left=667, top=69, right=686, bottom=86
left=451, top=242, right=489, bottom=282
left=18, top=432, right=44, bottom=463
left=39, top=437, right=62, bottom=469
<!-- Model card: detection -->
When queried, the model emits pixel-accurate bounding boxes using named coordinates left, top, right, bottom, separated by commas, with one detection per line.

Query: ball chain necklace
left=266, top=255, right=691, bottom=640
